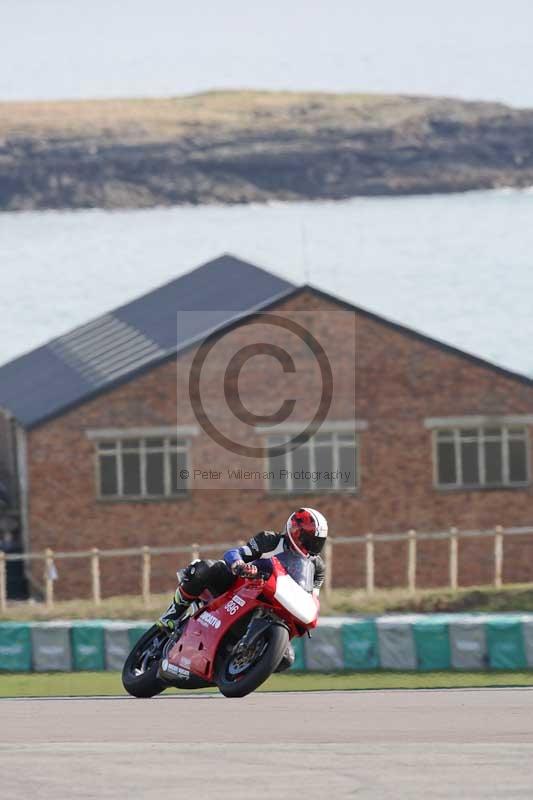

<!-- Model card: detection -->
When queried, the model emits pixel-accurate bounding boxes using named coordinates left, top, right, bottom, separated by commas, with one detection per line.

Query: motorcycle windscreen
left=273, top=553, right=318, bottom=625
left=275, top=550, right=315, bottom=591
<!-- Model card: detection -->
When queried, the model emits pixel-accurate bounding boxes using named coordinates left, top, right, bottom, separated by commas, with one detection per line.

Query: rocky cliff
left=1, top=91, right=532, bottom=211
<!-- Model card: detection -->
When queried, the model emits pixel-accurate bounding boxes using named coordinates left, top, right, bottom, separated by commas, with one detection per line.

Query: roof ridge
left=301, top=283, right=533, bottom=388
left=0, top=254, right=298, bottom=370
left=0, top=255, right=299, bottom=428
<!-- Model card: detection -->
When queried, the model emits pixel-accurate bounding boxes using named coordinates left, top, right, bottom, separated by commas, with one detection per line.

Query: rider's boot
left=156, top=586, right=194, bottom=632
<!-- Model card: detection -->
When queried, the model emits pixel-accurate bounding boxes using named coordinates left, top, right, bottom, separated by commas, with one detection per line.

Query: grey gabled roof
left=3, top=252, right=531, bottom=432
left=0, top=255, right=297, bottom=429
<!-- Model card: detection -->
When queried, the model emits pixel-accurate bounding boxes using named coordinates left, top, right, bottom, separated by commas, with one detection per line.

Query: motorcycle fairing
left=273, top=574, right=319, bottom=625
left=165, top=554, right=317, bottom=684
left=166, top=579, right=270, bottom=682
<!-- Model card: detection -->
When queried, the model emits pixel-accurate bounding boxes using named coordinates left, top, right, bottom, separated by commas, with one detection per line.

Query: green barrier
left=0, top=623, right=32, bottom=672
left=1, top=614, right=533, bottom=673
left=71, top=623, right=105, bottom=671
left=305, top=626, right=344, bottom=671
left=290, top=636, right=306, bottom=671
left=486, top=616, right=527, bottom=670
left=128, top=624, right=151, bottom=650
left=31, top=623, right=72, bottom=672
left=413, top=617, right=451, bottom=671
left=377, top=619, right=417, bottom=670
left=341, top=620, right=379, bottom=670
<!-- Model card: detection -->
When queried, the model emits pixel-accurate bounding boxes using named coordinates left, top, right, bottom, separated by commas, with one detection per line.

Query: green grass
left=4, top=583, right=533, bottom=623
left=0, top=91, right=442, bottom=141
left=327, top=584, right=533, bottom=615
left=1, top=670, right=533, bottom=698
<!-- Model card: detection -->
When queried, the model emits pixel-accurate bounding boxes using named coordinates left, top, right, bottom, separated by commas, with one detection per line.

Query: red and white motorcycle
left=122, top=551, right=318, bottom=698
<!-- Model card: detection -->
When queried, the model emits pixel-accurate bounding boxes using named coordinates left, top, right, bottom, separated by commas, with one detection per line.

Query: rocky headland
left=1, top=90, right=532, bottom=211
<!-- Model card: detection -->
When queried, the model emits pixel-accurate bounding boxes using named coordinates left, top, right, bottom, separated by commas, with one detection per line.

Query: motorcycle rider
left=157, top=508, right=328, bottom=643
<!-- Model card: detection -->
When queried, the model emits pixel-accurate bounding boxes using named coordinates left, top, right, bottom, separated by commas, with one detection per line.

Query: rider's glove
left=231, top=560, right=258, bottom=578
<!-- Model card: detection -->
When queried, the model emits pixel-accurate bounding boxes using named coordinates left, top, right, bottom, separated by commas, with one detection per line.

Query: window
left=266, top=431, right=358, bottom=492
left=96, top=436, right=189, bottom=499
left=434, top=426, right=529, bottom=489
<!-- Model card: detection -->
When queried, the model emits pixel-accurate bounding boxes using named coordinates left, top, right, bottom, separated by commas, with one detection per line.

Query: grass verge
left=4, top=583, right=533, bottom=622
left=1, top=670, right=533, bottom=698
left=326, top=584, right=533, bottom=615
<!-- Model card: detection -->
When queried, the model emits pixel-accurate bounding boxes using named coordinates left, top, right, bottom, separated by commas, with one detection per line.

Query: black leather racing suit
left=178, top=530, right=326, bottom=600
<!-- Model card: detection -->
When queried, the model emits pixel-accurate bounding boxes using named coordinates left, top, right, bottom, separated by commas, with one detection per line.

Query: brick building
left=1, top=255, right=532, bottom=599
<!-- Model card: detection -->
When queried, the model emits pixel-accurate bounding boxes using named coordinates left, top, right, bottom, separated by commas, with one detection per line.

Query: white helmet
left=286, top=507, right=328, bottom=557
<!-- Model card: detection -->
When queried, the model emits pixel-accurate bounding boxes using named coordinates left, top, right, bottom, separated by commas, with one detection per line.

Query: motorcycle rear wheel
left=216, top=624, right=289, bottom=698
left=122, top=624, right=167, bottom=698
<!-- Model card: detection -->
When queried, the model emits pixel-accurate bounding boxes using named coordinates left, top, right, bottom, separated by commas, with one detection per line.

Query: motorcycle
left=122, top=550, right=319, bottom=698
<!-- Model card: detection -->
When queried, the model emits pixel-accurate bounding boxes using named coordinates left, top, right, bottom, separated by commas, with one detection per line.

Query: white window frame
left=430, top=422, right=530, bottom=490
left=89, top=427, right=193, bottom=500
left=262, top=425, right=361, bottom=494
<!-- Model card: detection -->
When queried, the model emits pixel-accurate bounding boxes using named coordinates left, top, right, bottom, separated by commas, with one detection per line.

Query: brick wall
left=24, top=291, right=533, bottom=598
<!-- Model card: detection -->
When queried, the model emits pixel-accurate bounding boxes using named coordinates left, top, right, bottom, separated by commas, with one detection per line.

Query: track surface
left=1, top=689, right=533, bottom=799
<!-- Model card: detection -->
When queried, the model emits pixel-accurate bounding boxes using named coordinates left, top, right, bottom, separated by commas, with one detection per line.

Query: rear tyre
left=122, top=625, right=167, bottom=698
left=216, top=624, right=289, bottom=698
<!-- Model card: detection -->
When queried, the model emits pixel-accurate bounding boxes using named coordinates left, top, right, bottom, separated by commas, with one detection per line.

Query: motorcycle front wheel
left=215, top=623, right=289, bottom=698
left=122, top=624, right=168, bottom=698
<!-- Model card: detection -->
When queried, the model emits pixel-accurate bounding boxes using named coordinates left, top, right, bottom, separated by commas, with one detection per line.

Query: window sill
left=434, top=483, right=530, bottom=493
left=265, top=489, right=360, bottom=497
left=96, top=494, right=190, bottom=504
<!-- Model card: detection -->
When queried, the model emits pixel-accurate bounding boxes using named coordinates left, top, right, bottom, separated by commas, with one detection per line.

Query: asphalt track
left=1, top=688, right=533, bottom=799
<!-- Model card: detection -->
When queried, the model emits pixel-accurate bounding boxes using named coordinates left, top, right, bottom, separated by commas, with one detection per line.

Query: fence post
left=0, top=551, right=6, bottom=612
left=44, top=548, right=54, bottom=608
left=407, top=529, right=417, bottom=594
left=494, top=525, right=504, bottom=589
left=191, top=543, right=200, bottom=561
left=91, top=548, right=101, bottom=605
left=365, top=533, right=375, bottom=594
left=142, top=546, right=151, bottom=607
left=323, top=538, right=333, bottom=599
left=449, top=527, right=459, bottom=590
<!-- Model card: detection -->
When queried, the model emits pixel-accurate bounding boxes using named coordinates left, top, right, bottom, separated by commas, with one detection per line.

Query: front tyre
left=216, top=624, right=289, bottom=698
left=122, top=625, right=167, bottom=698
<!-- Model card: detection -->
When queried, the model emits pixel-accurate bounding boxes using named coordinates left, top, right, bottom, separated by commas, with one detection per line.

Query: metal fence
left=1, top=524, right=533, bottom=611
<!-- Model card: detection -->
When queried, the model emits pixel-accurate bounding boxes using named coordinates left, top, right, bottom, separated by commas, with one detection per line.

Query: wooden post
left=323, top=538, right=333, bottom=599
left=191, top=543, right=200, bottom=561
left=44, top=548, right=54, bottom=608
left=449, top=527, right=459, bottom=590
left=0, top=551, right=6, bottom=613
left=365, top=533, right=375, bottom=594
left=142, top=546, right=151, bottom=607
left=407, top=529, right=417, bottom=594
left=91, top=548, right=101, bottom=606
left=494, top=525, right=504, bottom=589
